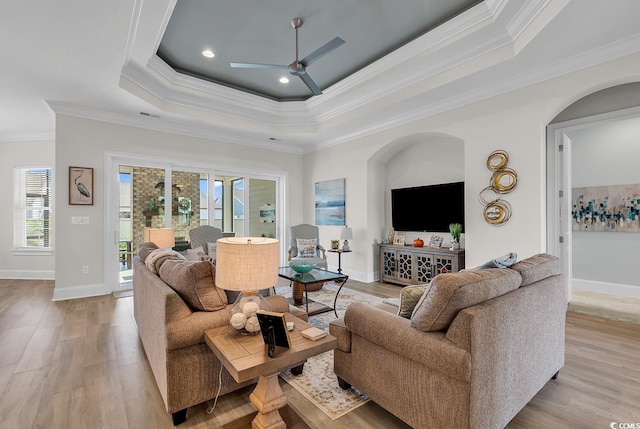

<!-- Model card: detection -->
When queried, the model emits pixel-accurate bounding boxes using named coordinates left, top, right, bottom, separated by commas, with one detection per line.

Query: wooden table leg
left=249, top=372, right=288, bottom=429
left=291, top=282, right=304, bottom=305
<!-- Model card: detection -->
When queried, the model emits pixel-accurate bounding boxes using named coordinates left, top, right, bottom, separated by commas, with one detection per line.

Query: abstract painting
left=572, top=183, right=640, bottom=232
left=315, top=178, right=345, bottom=225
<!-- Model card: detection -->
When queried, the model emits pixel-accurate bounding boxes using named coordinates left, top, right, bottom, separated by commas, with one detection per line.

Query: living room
left=1, top=1, right=640, bottom=427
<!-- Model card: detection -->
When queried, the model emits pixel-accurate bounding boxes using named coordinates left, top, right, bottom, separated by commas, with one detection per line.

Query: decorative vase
left=451, top=242, right=460, bottom=250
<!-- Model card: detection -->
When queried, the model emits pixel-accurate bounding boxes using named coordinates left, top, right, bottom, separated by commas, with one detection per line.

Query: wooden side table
left=204, top=313, right=337, bottom=428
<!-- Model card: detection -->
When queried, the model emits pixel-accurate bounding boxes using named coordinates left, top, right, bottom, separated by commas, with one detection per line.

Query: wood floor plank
left=0, top=279, right=639, bottom=429
left=0, top=367, right=49, bottom=429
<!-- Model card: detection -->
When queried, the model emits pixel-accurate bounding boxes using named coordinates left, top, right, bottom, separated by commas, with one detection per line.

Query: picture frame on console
left=393, top=235, right=406, bottom=246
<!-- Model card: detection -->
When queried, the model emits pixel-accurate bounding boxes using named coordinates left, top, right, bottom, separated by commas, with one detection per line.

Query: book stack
left=301, top=327, right=327, bottom=341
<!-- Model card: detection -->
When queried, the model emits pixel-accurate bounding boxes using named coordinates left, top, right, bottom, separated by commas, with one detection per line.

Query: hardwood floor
left=0, top=278, right=639, bottom=428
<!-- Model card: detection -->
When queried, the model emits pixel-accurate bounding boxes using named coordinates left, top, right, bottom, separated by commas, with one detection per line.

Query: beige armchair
left=288, top=223, right=327, bottom=269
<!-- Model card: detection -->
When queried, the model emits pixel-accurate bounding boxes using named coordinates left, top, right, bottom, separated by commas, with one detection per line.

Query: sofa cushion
left=398, top=284, right=430, bottom=318
left=411, top=268, right=522, bottom=331
left=158, top=259, right=228, bottom=311
left=138, top=241, right=159, bottom=262
left=509, top=253, right=559, bottom=286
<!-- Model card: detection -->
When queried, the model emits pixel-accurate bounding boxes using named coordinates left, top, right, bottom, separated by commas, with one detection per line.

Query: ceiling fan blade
left=298, top=72, right=322, bottom=96
left=300, top=37, right=345, bottom=67
left=230, top=62, right=288, bottom=70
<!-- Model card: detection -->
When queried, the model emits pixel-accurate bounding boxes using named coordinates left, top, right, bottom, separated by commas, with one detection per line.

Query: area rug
left=275, top=282, right=383, bottom=420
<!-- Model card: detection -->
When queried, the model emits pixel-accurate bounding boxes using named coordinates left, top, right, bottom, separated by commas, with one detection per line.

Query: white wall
left=0, top=140, right=55, bottom=279
left=303, top=52, right=640, bottom=282
left=54, top=116, right=304, bottom=300
left=568, top=116, right=640, bottom=296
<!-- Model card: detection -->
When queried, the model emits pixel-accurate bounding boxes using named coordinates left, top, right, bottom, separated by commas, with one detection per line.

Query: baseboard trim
left=572, top=278, right=640, bottom=298
left=52, top=283, right=111, bottom=301
left=0, top=270, right=55, bottom=280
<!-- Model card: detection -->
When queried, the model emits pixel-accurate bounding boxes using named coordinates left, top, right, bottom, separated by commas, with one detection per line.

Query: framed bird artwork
left=69, top=166, right=94, bottom=205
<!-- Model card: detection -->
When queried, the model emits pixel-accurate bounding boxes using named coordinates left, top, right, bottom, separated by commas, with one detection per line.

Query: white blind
left=22, top=168, right=53, bottom=248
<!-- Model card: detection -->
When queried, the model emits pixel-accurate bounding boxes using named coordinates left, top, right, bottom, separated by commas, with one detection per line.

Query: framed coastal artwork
left=69, top=166, right=94, bottom=205
left=572, top=183, right=640, bottom=232
left=315, top=178, right=345, bottom=226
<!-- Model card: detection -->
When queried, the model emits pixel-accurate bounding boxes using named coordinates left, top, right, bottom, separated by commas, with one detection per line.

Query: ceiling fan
left=230, top=18, right=345, bottom=96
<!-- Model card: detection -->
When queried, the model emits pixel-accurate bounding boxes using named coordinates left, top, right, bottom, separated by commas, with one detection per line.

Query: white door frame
left=546, top=106, right=640, bottom=301
left=104, top=151, right=288, bottom=291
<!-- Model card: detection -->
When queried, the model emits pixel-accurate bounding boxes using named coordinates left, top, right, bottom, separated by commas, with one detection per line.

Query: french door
left=105, top=153, right=285, bottom=291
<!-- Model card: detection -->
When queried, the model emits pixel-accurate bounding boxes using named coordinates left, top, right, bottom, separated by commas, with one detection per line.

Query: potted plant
left=449, top=223, right=462, bottom=250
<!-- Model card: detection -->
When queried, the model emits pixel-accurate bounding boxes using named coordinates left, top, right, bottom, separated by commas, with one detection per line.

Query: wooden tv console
left=379, top=244, right=465, bottom=285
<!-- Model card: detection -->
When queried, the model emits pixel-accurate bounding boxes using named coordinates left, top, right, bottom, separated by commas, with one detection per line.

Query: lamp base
left=229, top=293, right=271, bottom=335
left=342, top=240, right=350, bottom=251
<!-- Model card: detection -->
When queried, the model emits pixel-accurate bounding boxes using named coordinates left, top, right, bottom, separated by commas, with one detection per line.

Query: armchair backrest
left=189, top=225, right=224, bottom=250
left=289, top=223, right=320, bottom=257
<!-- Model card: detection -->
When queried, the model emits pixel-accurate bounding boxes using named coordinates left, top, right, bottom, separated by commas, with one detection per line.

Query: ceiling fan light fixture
left=202, top=49, right=215, bottom=58
left=279, top=76, right=289, bottom=84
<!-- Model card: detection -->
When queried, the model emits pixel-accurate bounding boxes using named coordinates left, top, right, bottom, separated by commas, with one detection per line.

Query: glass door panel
left=249, top=178, right=276, bottom=238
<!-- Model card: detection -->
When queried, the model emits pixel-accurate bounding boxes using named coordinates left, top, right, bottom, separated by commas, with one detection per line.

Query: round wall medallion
left=490, top=168, right=517, bottom=193
left=486, top=150, right=509, bottom=171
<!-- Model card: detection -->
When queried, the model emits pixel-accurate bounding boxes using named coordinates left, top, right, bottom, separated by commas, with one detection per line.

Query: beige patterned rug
left=275, top=282, right=383, bottom=420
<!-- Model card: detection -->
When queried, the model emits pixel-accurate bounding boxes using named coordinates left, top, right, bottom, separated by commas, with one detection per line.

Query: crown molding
left=46, top=100, right=307, bottom=154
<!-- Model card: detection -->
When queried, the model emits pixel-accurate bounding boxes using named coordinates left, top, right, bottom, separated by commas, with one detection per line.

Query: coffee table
left=204, top=313, right=337, bottom=429
left=278, top=267, right=348, bottom=317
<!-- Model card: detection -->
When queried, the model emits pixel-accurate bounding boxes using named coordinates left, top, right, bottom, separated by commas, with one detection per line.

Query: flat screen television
left=391, top=182, right=464, bottom=232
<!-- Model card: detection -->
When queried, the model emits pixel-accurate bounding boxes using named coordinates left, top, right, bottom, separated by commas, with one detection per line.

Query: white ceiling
left=2, top=0, right=640, bottom=153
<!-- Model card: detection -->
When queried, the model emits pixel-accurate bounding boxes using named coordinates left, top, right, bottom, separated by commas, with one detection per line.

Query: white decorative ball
left=230, top=312, right=247, bottom=330
left=242, top=301, right=260, bottom=317
left=245, top=316, right=260, bottom=333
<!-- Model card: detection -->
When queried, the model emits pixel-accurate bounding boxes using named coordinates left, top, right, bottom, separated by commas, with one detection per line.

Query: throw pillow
left=158, top=259, right=228, bottom=311
left=411, top=268, right=522, bottom=332
left=296, top=238, right=317, bottom=258
left=185, top=246, right=206, bottom=261
left=144, top=248, right=185, bottom=274
left=398, top=284, right=430, bottom=318
left=138, top=242, right=159, bottom=262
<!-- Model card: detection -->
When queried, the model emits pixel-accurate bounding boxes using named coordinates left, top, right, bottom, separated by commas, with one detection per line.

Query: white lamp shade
left=144, top=227, right=175, bottom=248
left=215, top=237, right=279, bottom=292
left=340, top=227, right=353, bottom=240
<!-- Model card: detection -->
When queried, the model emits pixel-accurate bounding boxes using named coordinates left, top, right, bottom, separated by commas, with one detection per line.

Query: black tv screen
left=391, top=182, right=464, bottom=232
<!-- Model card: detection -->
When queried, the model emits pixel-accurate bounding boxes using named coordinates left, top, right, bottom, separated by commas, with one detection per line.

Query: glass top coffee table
left=278, top=267, right=348, bottom=317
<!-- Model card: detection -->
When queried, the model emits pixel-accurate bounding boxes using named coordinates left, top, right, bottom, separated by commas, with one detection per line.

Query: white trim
left=0, top=270, right=55, bottom=280
left=11, top=248, right=53, bottom=256
left=572, top=278, right=640, bottom=299
left=52, top=283, right=110, bottom=301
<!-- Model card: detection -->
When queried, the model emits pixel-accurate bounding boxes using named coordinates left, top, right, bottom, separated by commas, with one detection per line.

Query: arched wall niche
left=368, top=132, right=465, bottom=246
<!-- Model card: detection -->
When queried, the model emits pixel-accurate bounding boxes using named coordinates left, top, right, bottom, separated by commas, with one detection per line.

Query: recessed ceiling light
left=279, top=76, right=289, bottom=84
left=202, top=49, right=215, bottom=58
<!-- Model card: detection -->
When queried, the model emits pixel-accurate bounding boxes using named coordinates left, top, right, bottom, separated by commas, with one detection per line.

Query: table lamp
left=215, top=237, right=279, bottom=335
left=341, top=226, right=353, bottom=251
left=144, top=227, right=175, bottom=249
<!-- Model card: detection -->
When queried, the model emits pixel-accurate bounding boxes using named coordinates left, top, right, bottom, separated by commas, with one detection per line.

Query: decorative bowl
left=288, top=261, right=316, bottom=274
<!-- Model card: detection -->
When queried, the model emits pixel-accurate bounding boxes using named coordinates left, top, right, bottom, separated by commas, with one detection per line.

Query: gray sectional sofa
left=330, top=253, right=566, bottom=429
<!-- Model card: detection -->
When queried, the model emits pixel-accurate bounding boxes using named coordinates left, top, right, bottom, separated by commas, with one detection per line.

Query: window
left=14, top=167, right=53, bottom=251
